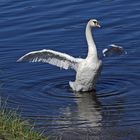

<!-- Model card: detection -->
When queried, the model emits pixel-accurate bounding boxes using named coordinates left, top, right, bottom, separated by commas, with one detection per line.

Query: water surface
left=0, top=0, right=140, bottom=139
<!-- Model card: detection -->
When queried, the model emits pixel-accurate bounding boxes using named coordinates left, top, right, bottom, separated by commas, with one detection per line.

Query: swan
left=17, top=19, right=102, bottom=92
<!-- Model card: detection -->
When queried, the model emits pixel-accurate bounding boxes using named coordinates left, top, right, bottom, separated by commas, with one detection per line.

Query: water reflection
left=48, top=91, right=102, bottom=139
left=49, top=90, right=102, bottom=130
left=74, top=91, right=102, bottom=127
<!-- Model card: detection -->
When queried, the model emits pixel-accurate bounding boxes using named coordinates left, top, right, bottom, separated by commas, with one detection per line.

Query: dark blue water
left=0, top=1, right=140, bottom=139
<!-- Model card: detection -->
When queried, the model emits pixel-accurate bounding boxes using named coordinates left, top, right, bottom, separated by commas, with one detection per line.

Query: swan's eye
left=93, top=21, right=97, bottom=24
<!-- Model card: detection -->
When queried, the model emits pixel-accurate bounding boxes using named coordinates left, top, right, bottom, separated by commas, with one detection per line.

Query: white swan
left=17, top=19, right=102, bottom=92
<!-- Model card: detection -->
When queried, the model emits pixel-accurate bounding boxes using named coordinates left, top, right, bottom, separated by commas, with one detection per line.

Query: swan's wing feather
left=17, top=49, right=83, bottom=70
left=102, top=44, right=127, bottom=57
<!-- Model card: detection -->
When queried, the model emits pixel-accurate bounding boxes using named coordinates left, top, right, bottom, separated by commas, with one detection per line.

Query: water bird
left=18, top=19, right=122, bottom=92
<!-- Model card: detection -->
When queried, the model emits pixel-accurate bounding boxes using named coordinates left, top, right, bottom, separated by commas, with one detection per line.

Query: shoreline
left=0, top=102, right=48, bottom=140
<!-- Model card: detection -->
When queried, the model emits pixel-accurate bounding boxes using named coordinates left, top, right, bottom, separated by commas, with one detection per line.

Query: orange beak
left=97, top=22, right=101, bottom=28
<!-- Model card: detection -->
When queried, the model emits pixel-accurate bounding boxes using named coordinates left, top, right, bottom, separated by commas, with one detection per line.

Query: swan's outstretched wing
left=17, top=49, right=83, bottom=70
left=102, top=44, right=127, bottom=57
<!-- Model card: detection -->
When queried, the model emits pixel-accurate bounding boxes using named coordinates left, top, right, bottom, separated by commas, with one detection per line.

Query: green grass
left=0, top=100, right=48, bottom=140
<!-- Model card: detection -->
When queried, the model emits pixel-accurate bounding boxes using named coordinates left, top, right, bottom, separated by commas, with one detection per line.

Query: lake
left=0, top=0, right=140, bottom=139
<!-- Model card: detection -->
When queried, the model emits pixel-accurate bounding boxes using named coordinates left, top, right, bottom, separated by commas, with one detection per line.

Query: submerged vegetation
left=0, top=99, right=47, bottom=140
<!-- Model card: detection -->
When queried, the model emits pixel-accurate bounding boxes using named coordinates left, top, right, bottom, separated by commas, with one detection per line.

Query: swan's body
left=17, top=19, right=102, bottom=92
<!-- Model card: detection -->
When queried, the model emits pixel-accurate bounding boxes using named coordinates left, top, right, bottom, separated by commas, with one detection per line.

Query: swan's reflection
left=61, top=90, right=102, bottom=129
left=51, top=91, right=102, bottom=139
left=74, top=91, right=102, bottom=127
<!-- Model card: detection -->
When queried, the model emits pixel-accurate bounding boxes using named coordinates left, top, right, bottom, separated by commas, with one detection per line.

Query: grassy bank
left=0, top=102, right=47, bottom=140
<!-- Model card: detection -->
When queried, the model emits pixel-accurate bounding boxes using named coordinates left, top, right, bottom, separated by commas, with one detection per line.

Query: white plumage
left=17, top=49, right=82, bottom=70
left=102, top=44, right=126, bottom=57
left=17, top=19, right=102, bottom=92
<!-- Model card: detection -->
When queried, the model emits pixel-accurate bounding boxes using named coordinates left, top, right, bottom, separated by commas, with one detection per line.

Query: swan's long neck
left=86, top=23, right=98, bottom=60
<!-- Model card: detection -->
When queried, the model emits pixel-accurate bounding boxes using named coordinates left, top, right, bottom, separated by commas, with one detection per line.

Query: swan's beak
left=97, top=22, right=101, bottom=28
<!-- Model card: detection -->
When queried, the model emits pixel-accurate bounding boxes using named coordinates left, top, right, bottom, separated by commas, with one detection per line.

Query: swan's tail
left=69, top=81, right=75, bottom=90
left=69, top=81, right=81, bottom=91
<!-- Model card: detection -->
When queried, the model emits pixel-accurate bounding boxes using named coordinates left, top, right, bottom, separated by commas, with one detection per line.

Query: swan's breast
left=76, top=59, right=102, bottom=82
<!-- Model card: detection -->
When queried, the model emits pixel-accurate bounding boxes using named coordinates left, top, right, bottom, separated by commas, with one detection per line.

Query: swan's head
left=89, top=19, right=101, bottom=28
